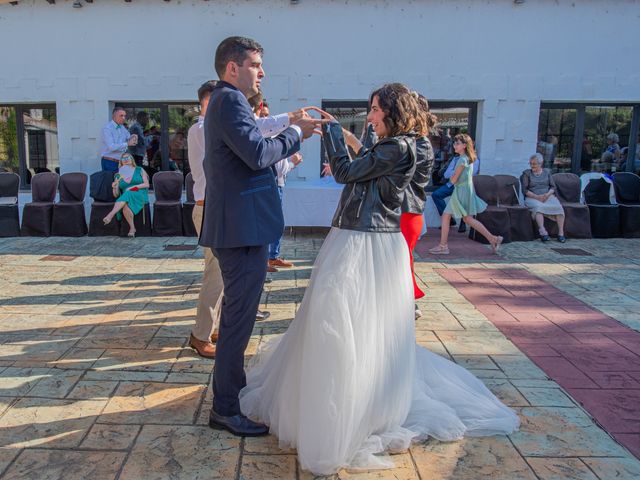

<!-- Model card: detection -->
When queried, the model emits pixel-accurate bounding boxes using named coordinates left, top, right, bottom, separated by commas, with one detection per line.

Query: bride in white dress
left=239, top=84, right=519, bottom=475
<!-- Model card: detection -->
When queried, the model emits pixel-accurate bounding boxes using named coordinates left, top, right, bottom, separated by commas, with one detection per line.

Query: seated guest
left=521, top=153, right=566, bottom=243
left=103, top=153, right=150, bottom=237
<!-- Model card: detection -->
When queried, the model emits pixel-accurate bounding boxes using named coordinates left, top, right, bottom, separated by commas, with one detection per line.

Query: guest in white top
left=187, top=83, right=300, bottom=358
left=101, top=107, right=138, bottom=172
left=255, top=99, right=303, bottom=270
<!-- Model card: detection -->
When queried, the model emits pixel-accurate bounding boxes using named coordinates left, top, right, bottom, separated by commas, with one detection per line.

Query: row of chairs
left=468, top=172, right=640, bottom=244
left=0, top=171, right=199, bottom=238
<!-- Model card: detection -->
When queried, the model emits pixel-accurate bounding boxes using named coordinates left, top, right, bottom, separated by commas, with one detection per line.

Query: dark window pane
left=537, top=108, right=576, bottom=173
left=23, top=107, right=59, bottom=177
left=0, top=106, right=19, bottom=177
left=583, top=106, right=633, bottom=174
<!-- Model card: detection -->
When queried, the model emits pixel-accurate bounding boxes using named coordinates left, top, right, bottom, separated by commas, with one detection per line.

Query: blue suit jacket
left=199, top=81, right=301, bottom=249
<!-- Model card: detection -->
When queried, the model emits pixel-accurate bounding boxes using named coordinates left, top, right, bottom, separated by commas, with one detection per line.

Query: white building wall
left=1, top=0, right=639, bottom=182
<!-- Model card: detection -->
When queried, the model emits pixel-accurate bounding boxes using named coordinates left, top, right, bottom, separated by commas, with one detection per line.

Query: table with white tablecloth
left=282, top=179, right=444, bottom=230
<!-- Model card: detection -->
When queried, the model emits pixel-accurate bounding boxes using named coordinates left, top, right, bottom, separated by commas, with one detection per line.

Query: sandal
left=127, top=230, right=136, bottom=238
left=429, top=244, right=450, bottom=255
left=491, top=236, right=503, bottom=254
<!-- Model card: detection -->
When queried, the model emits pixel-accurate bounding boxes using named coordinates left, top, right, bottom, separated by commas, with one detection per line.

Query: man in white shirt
left=187, top=83, right=306, bottom=358
left=100, top=107, right=138, bottom=171
left=256, top=100, right=303, bottom=270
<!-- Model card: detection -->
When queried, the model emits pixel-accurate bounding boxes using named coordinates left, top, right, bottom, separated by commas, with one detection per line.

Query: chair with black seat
left=88, top=170, right=120, bottom=236
left=469, top=175, right=511, bottom=244
left=551, top=173, right=591, bottom=239
left=612, top=172, right=640, bottom=237
left=494, top=174, right=534, bottom=242
left=182, top=172, right=197, bottom=237
left=583, top=176, right=619, bottom=238
left=152, top=171, right=183, bottom=236
left=51, top=172, right=88, bottom=236
left=0, top=172, right=21, bottom=237
left=21, top=172, right=58, bottom=236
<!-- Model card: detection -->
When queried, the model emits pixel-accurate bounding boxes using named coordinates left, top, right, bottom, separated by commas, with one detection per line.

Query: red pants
left=400, top=212, right=425, bottom=299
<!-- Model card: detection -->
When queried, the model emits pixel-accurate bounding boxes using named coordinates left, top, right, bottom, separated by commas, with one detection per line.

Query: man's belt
left=102, top=157, right=120, bottom=162
left=195, top=200, right=205, bottom=206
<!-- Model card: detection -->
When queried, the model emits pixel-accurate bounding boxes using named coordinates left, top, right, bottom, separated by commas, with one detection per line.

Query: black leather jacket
left=360, top=126, right=434, bottom=214
left=322, top=121, right=416, bottom=232
left=402, top=135, right=435, bottom=214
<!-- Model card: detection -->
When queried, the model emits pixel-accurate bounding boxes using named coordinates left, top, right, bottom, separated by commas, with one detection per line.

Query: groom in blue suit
left=201, top=36, right=321, bottom=436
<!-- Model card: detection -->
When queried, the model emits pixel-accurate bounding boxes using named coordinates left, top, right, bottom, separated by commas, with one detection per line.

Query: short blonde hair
left=119, top=153, right=135, bottom=168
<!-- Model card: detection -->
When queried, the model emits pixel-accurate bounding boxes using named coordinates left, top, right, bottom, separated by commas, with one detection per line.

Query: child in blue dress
left=429, top=134, right=502, bottom=254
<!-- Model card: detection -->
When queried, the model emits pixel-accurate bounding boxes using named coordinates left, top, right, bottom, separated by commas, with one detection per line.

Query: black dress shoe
left=256, top=310, right=271, bottom=321
left=209, top=410, right=269, bottom=437
left=558, top=235, right=567, bottom=243
left=541, top=234, right=550, bottom=242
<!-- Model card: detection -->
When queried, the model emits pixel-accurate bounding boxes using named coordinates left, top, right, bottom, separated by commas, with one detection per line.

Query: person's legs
left=122, top=205, right=135, bottom=235
left=534, top=212, right=547, bottom=235
left=269, top=186, right=293, bottom=268
left=463, top=215, right=501, bottom=251
left=439, top=213, right=452, bottom=246
left=400, top=212, right=425, bottom=299
left=556, top=214, right=565, bottom=236
left=191, top=204, right=223, bottom=344
left=431, top=184, right=454, bottom=216
left=103, top=201, right=126, bottom=223
left=211, top=244, right=268, bottom=417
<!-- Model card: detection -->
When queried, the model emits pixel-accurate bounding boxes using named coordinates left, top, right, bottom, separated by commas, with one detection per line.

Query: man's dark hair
left=136, top=111, right=148, bottom=122
left=214, top=36, right=263, bottom=79
left=197, top=80, right=218, bottom=104
left=112, top=106, right=126, bottom=115
left=261, top=99, right=269, bottom=109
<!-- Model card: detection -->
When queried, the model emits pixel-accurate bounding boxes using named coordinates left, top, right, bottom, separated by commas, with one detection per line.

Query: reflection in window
left=0, top=104, right=58, bottom=188
left=429, top=106, right=474, bottom=186
left=117, top=102, right=200, bottom=187
left=537, top=107, right=576, bottom=173
left=321, top=102, right=368, bottom=174
left=24, top=107, right=58, bottom=177
left=583, top=106, right=633, bottom=173
left=168, top=104, right=200, bottom=177
left=0, top=106, right=19, bottom=176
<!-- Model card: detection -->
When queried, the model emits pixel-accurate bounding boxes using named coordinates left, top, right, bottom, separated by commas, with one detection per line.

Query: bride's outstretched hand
left=304, top=106, right=336, bottom=122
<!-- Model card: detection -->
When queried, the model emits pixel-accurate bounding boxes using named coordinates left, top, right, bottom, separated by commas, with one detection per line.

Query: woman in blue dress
left=429, top=134, right=503, bottom=254
left=103, top=153, right=150, bottom=237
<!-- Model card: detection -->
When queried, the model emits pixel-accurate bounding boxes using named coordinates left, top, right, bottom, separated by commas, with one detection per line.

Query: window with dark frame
left=538, top=103, right=640, bottom=175
left=114, top=102, right=199, bottom=187
left=0, top=103, right=58, bottom=189
left=320, top=100, right=478, bottom=188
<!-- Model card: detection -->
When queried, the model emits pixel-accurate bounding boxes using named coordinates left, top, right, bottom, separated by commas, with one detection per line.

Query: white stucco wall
left=1, top=0, right=639, bottom=183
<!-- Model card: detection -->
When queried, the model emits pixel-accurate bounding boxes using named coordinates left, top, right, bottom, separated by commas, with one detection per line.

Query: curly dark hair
left=413, top=93, right=438, bottom=137
left=214, top=36, right=264, bottom=79
left=369, top=83, right=420, bottom=137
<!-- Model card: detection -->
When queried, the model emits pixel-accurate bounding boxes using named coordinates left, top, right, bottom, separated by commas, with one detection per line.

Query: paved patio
left=1, top=231, right=640, bottom=479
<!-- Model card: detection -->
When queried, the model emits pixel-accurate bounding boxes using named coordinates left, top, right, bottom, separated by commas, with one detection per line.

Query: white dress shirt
left=188, top=113, right=300, bottom=202
left=256, top=113, right=298, bottom=187
left=188, top=116, right=207, bottom=202
left=101, top=120, right=131, bottom=159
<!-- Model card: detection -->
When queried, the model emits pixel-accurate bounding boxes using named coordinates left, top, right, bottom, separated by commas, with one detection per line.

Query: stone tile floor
left=0, top=231, right=640, bottom=479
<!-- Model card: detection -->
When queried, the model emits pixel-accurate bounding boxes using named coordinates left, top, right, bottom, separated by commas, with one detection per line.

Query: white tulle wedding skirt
left=239, top=228, right=519, bottom=475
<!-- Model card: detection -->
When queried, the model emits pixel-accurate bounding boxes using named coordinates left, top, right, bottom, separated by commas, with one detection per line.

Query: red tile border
left=436, top=267, right=640, bottom=459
